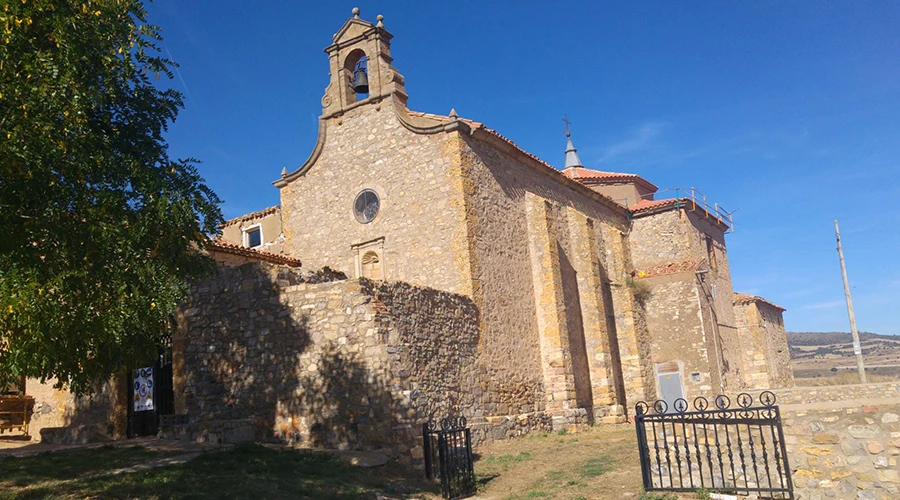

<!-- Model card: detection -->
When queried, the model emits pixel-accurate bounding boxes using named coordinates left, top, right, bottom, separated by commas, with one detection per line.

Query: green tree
left=0, top=0, right=222, bottom=394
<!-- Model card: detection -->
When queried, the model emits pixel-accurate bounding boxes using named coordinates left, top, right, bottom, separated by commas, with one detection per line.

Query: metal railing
left=623, top=187, right=736, bottom=233
left=634, top=392, right=793, bottom=499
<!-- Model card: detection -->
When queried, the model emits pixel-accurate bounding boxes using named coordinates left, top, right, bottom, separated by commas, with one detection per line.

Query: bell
left=352, top=66, right=369, bottom=94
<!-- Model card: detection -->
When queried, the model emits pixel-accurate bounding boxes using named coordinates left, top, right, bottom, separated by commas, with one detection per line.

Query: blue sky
left=146, top=2, right=900, bottom=335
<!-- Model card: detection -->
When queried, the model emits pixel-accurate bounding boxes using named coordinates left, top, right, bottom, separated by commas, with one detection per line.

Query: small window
left=244, top=226, right=262, bottom=248
left=354, top=189, right=380, bottom=224
left=361, top=251, right=382, bottom=280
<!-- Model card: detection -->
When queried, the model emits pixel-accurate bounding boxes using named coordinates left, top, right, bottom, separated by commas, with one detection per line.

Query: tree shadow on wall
left=183, top=262, right=405, bottom=453
left=280, top=343, right=398, bottom=452
left=24, top=375, right=127, bottom=446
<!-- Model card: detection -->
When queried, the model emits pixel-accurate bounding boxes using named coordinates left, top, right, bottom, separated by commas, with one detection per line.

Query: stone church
left=16, top=10, right=792, bottom=457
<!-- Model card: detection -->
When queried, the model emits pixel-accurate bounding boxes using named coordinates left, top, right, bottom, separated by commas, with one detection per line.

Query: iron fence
left=423, top=416, right=476, bottom=500
left=635, top=391, right=794, bottom=499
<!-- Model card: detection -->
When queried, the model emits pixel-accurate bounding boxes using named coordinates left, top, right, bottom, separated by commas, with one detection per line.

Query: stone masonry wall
left=734, top=301, right=793, bottom=389
left=751, top=383, right=900, bottom=500
left=175, top=260, right=549, bottom=461
left=461, top=134, right=645, bottom=425
left=640, top=275, right=719, bottom=401
left=630, top=208, right=750, bottom=393
left=279, top=104, right=470, bottom=295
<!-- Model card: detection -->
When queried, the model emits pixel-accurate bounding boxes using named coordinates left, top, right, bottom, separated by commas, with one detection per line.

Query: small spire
left=564, top=130, right=584, bottom=169
left=281, top=167, right=288, bottom=177
left=352, top=7, right=360, bottom=19
left=449, top=108, right=458, bottom=119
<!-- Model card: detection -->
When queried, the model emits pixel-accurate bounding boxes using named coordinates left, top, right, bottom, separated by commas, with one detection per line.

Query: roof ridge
left=208, top=239, right=301, bottom=267
left=734, top=292, right=785, bottom=311
left=220, top=205, right=281, bottom=228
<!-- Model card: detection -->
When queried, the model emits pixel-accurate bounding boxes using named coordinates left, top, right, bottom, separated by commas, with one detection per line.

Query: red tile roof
left=561, top=167, right=658, bottom=191
left=630, top=197, right=686, bottom=212
left=629, top=197, right=731, bottom=229
left=734, top=293, right=786, bottom=312
left=207, top=240, right=301, bottom=267
left=220, top=205, right=281, bottom=228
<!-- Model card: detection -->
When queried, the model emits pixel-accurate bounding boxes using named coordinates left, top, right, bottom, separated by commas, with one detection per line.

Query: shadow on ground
left=0, top=443, right=440, bottom=500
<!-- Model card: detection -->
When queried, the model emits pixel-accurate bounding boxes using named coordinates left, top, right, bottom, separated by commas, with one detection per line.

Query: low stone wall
left=764, top=382, right=900, bottom=406
left=25, top=377, right=125, bottom=444
left=176, top=261, right=554, bottom=462
left=752, top=383, right=900, bottom=500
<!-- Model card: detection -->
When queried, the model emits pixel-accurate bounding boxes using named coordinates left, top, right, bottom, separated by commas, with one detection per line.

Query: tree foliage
left=0, top=0, right=223, bottom=394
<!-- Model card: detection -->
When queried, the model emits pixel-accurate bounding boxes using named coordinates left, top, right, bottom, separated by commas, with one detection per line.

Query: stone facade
left=628, top=207, right=752, bottom=402
left=751, top=383, right=900, bottom=500
left=167, top=9, right=793, bottom=454
left=1, top=10, right=799, bottom=451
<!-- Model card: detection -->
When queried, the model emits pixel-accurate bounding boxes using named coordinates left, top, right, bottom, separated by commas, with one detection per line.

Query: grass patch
left=0, top=443, right=438, bottom=500
left=482, top=451, right=533, bottom=470
left=0, top=446, right=178, bottom=488
left=505, top=491, right=550, bottom=500
left=474, top=425, right=642, bottom=499
left=638, top=491, right=679, bottom=500
left=580, top=455, right=615, bottom=477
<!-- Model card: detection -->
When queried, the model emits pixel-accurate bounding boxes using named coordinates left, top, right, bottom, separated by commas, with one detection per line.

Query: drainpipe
left=695, top=270, right=726, bottom=394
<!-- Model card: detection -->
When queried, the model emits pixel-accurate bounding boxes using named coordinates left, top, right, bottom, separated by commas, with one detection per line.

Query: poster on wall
left=133, top=367, right=154, bottom=412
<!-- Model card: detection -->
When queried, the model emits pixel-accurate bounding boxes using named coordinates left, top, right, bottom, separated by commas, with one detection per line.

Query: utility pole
left=834, top=219, right=867, bottom=384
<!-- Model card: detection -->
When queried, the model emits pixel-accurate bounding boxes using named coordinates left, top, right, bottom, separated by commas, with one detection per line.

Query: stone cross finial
left=352, top=7, right=360, bottom=18
left=563, top=114, right=572, bottom=137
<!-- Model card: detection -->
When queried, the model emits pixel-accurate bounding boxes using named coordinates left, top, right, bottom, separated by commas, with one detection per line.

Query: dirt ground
left=473, top=424, right=644, bottom=500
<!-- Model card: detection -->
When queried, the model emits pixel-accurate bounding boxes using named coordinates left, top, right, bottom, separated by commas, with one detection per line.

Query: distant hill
left=788, top=331, right=900, bottom=371
left=787, top=331, right=896, bottom=347
left=787, top=332, right=900, bottom=383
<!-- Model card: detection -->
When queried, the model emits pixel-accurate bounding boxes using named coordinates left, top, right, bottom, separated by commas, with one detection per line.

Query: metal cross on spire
left=563, top=115, right=583, bottom=169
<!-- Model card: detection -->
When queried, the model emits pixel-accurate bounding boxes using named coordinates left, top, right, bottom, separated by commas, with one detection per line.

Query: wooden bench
left=0, top=395, right=35, bottom=436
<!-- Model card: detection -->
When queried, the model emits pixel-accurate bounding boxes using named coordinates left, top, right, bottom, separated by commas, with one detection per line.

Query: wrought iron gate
left=423, top=417, right=476, bottom=500
left=126, top=354, right=175, bottom=438
left=634, top=391, right=794, bottom=499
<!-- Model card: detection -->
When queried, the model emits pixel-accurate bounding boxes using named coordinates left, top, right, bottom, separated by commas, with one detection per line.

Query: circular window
left=353, top=189, right=380, bottom=223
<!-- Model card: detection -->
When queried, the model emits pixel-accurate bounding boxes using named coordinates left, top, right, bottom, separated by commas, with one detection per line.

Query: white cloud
left=802, top=300, right=844, bottom=310
left=598, top=122, right=665, bottom=164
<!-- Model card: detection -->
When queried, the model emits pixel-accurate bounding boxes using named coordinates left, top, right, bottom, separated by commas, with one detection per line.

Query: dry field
left=788, top=331, right=900, bottom=386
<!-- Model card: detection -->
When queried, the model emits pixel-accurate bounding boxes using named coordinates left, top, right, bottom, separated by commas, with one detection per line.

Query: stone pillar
left=566, top=210, right=621, bottom=422
left=603, top=226, right=654, bottom=412
left=525, top=196, right=577, bottom=429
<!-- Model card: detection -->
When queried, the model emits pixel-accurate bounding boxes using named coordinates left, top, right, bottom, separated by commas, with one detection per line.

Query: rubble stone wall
left=752, top=383, right=900, bottom=500
left=174, top=261, right=553, bottom=461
